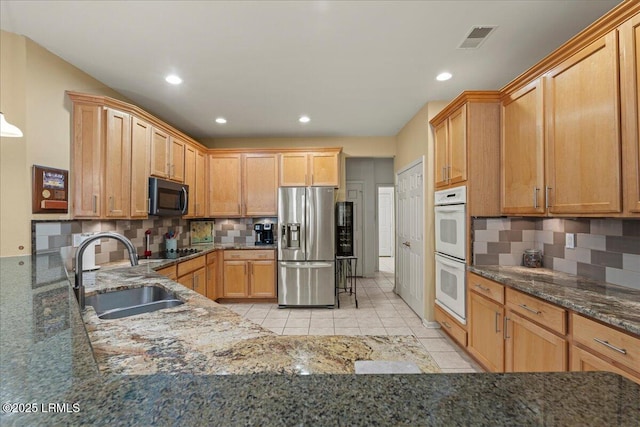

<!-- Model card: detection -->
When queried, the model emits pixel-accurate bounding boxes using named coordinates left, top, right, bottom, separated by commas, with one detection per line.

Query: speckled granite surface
left=2, top=254, right=639, bottom=426
left=468, top=266, right=640, bottom=335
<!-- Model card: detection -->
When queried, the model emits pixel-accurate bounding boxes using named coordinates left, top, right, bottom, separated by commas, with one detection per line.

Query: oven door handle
left=436, top=255, right=464, bottom=269
left=435, top=207, right=464, bottom=213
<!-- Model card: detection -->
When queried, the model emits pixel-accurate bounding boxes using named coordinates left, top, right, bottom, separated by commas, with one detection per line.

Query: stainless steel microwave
left=148, top=177, right=188, bottom=216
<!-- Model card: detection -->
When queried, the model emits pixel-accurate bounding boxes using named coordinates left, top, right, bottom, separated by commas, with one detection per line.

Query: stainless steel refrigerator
left=278, top=187, right=335, bottom=307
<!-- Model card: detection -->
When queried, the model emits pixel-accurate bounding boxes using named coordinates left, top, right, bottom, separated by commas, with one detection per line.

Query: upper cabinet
left=184, top=144, right=207, bottom=218
left=103, top=108, right=132, bottom=218
left=130, top=117, right=151, bottom=218
left=499, top=5, right=640, bottom=217
left=545, top=30, right=621, bottom=215
left=208, top=152, right=278, bottom=217
left=279, top=149, right=341, bottom=187
left=501, top=80, right=545, bottom=215
left=430, top=92, right=501, bottom=216
left=150, top=128, right=185, bottom=183
left=620, top=13, right=640, bottom=215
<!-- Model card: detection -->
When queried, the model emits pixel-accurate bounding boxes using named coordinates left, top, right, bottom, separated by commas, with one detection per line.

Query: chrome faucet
left=74, top=231, right=138, bottom=310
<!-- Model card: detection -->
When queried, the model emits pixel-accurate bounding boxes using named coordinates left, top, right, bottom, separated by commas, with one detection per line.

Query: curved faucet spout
left=74, top=232, right=139, bottom=310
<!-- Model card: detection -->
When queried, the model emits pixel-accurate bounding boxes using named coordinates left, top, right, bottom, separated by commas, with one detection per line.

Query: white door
left=378, top=186, right=394, bottom=257
left=396, top=160, right=424, bottom=318
left=346, top=181, right=364, bottom=276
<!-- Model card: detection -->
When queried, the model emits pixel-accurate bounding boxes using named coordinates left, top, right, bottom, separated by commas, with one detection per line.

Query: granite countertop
left=127, top=243, right=277, bottom=268
left=1, top=254, right=639, bottom=426
left=468, top=265, right=640, bottom=336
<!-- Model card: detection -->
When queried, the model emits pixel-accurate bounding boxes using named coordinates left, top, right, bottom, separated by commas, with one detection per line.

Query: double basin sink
left=86, top=285, right=184, bottom=320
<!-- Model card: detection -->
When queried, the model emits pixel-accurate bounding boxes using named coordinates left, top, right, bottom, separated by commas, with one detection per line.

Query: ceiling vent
left=458, top=26, right=497, bottom=49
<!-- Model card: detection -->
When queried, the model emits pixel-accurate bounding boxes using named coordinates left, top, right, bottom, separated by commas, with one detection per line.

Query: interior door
left=346, top=182, right=364, bottom=276
left=396, top=161, right=424, bottom=318
left=378, top=186, right=394, bottom=257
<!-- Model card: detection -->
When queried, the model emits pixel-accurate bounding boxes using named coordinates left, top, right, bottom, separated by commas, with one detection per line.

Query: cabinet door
left=468, top=291, right=504, bottom=372
left=545, top=31, right=621, bottom=214
left=184, top=145, right=196, bottom=218
left=223, top=261, right=248, bottom=297
left=501, top=80, right=545, bottom=214
left=621, top=14, right=640, bottom=215
left=72, top=103, right=102, bottom=217
left=310, top=152, right=339, bottom=187
left=280, top=153, right=308, bottom=186
left=177, top=271, right=193, bottom=290
left=434, top=120, right=449, bottom=188
left=206, top=255, right=217, bottom=300
left=209, top=154, right=242, bottom=216
left=249, top=260, right=276, bottom=298
left=104, top=108, right=131, bottom=218
left=156, top=265, right=177, bottom=280
left=170, top=137, right=185, bottom=182
left=130, top=117, right=151, bottom=218
left=150, top=127, right=170, bottom=178
left=570, top=345, right=640, bottom=384
left=192, top=267, right=207, bottom=296
left=195, top=150, right=206, bottom=217
left=505, top=310, right=567, bottom=372
left=448, top=105, right=467, bottom=185
left=244, top=154, right=278, bottom=216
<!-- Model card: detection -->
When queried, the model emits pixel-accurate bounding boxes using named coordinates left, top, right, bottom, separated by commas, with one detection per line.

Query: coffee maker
left=254, top=223, right=274, bottom=245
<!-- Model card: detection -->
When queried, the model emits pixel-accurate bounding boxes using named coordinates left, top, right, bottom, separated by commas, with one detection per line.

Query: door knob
left=402, top=241, right=411, bottom=248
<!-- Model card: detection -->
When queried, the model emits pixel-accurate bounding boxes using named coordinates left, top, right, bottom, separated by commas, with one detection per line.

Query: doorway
left=395, top=158, right=424, bottom=318
left=377, top=186, right=395, bottom=258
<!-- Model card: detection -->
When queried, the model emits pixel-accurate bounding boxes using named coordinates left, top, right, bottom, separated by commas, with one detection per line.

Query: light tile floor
left=221, top=256, right=482, bottom=373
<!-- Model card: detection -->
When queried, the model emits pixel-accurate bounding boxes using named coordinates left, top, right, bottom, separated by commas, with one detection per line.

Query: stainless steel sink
left=85, top=285, right=184, bottom=320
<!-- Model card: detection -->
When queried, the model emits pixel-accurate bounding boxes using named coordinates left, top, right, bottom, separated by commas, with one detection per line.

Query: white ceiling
left=0, top=0, right=622, bottom=139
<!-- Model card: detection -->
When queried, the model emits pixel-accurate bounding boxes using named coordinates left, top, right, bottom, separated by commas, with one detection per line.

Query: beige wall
left=0, top=31, right=127, bottom=257
left=395, top=100, right=447, bottom=322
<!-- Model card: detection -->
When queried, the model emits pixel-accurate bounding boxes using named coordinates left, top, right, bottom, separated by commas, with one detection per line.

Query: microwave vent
left=458, top=26, right=497, bottom=49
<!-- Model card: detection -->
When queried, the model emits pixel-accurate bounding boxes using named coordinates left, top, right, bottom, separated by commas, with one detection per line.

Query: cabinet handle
left=109, top=196, right=114, bottom=212
left=167, top=162, right=171, bottom=176
left=147, top=198, right=151, bottom=213
left=311, top=173, right=314, bottom=183
left=442, top=321, right=452, bottom=329
left=93, top=195, right=97, bottom=213
left=518, top=303, right=541, bottom=315
left=504, top=317, right=510, bottom=340
left=533, top=187, right=539, bottom=209
left=447, top=165, right=451, bottom=181
left=475, top=283, right=490, bottom=293
left=442, top=167, right=446, bottom=182
left=495, top=312, right=501, bottom=333
left=545, top=186, right=552, bottom=209
left=593, top=338, right=627, bottom=355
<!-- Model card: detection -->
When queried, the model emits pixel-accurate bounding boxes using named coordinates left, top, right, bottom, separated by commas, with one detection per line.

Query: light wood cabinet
left=544, top=30, right=621, bottom=215
left=208, top=153, right=242, bottom=216
left=244, top=153, right=278, bottom=216
left=505, top=309, right=568, bottom=372
left=621, top=13, right=640, bottom=215
left=209, top=152, right=278, bottom=217
left=104, top=108, right=131, bottom=218
left=501, top=79, right=545, bottom=215
left=130, top=116, right=151, bottom=218
left=222, top=250, right=276, bottom=299
left=468, top=287, right=505, bottom=372
left=156, top=265, right=177, bottom=281
left=206, top=251, right=220, bottom=300
left=184, top=144, right=207, bottom=218
left=279, top=150, right=340, bottom=187
left=150, top=128, right=185, bottom=183
left=432, top=105, right=466, bottom=189
left=434, top=304, right=467, bottom=348
left=177, top=256, right=206, bottom=296
left=571, top=345, right=640, bottom=384
left=72, top=103, right=102, bottom=218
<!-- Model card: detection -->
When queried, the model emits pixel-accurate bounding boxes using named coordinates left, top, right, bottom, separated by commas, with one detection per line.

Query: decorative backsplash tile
left=213, top=218, right=277, bottom=244
left=472, top=218, right=640, bottom=290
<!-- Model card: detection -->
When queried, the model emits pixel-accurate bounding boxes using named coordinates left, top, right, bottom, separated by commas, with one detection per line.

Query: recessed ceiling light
left=299, top=115, right=310, bottom=124
left=165, top=74, right=183, bottom=85
left=436, top=72, right=452, bottom=82
left=215, top=117, right=227, bottom=124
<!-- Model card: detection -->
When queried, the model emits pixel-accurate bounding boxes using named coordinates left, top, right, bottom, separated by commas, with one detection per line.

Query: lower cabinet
left=206, top=251, right=220, bottom=300
left=468, top=290, right=504, bottom=372
left=222, top=250, right=276, bottom=299
left=434, top=304, right=467, bottom=348
left=504, top=310, right=567, bottom=372
left=156, top=265, right=177, bottom=281
left=177, top=256, right=207, bottom=296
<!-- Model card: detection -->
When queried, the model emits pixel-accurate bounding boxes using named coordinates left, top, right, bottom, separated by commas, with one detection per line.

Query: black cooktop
left=142, top=248, right=203, bottom=260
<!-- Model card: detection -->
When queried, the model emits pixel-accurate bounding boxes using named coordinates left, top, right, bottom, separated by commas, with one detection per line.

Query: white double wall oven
left=434, top=186, right=467, bottom=325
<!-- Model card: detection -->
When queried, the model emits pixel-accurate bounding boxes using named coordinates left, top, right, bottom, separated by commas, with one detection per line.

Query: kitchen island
left=1, top=253, right=639, bottom=426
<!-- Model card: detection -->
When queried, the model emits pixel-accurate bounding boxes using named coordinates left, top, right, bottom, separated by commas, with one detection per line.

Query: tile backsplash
left=213, top=218, right=277, bottom=244
left=472, top=218, right=640, bottom=290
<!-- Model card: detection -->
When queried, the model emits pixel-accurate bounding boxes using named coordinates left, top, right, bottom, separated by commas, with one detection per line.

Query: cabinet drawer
left=468, top=272, right=504, bottom=304
left=156, top=265, right=177, bottom=280
left=177, top=255, right=206, bottom=277
left=572, top=314, right=640, bottom=374
left=206, top=251, right=218, bottom=264
left=435, top=304, right=467, bottom=348
left=505, top=288, right=566, bottom=334
left=224, top=250, right=275, bottom=261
